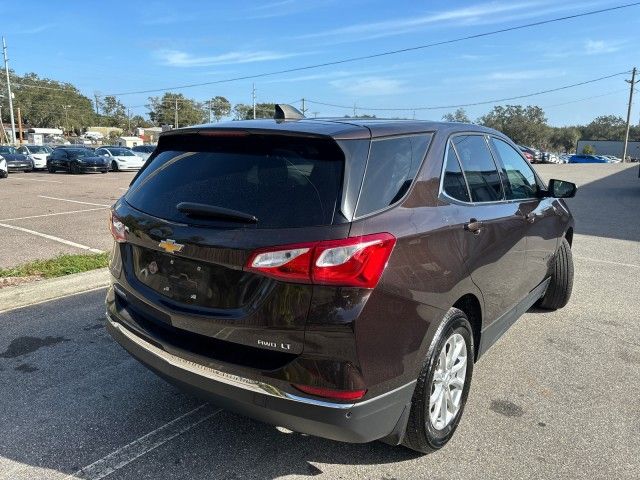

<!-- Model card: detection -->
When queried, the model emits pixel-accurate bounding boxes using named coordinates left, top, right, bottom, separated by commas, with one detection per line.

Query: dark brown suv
left=106, top=109, right=576, bottom=452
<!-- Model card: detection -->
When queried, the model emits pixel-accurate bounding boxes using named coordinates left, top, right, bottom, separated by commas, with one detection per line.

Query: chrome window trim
left=438, top=131, right=538, bottom=206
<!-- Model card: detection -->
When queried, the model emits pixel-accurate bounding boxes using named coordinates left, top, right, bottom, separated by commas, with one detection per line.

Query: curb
left=0, top=268, right=110, bottom=314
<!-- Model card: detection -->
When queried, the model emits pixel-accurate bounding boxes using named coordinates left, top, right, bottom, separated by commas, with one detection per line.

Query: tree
left=549, top=126, right=580, bottom=153
left=129, top=115, right=153, bottom=129
left=1, top=71, right=96, bottom=133
left=442, top=108, right=470, bottom=123
left=478, top=105, right=548, bottom=147
left=580, top=115, right=626, bottom=140
left=207, top=96, right=231, bottom=122
left=582, top=144, right=596, bottom=155
left=101, top=95, right=127, bottom=128
left=232, top=103, right=252, bottom=120
left=147, top=93, right=205, bottom=127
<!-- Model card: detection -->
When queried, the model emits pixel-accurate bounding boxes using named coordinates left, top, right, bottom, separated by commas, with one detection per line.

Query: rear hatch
left=113, top=129, right=358, bottom=358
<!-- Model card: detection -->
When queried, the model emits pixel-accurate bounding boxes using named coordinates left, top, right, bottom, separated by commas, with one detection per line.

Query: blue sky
left=2, top=0, right=639, bottom=125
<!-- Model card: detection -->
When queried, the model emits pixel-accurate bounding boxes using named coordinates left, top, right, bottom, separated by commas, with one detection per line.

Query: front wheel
left=47, top=164, right=56, bottom=173
left=69, top=162, right=81, bottom=175
left=111, top=160, right=119, bottom=172
left=402, top=308, right=474, bottom=453
left=536, top=238, right=574, bottom=310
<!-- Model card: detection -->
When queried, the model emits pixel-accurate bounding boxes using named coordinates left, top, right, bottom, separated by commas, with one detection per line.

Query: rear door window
left=125, top=134, right=344, bottom=229
left=355, top=134, right=432, bottom=217
left=452, top=135, right=504, bottom=202
left=443, top=143, right=471, bottom=202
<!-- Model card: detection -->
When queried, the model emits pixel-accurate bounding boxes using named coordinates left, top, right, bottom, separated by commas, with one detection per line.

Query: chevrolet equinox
left=106, top=106, right=576, bottom=452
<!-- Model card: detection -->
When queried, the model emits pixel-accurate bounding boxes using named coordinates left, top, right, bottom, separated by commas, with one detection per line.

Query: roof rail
left=274, top=104, right=305, bottom=120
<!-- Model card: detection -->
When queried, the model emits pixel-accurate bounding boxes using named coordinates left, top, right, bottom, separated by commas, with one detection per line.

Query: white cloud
left=330, top=77, right=406, bottom=96
left=486, top=69, right=564, bottom=81
left=584, top=39, right=623, bottom=55
left=155, top=49, right=304, bottom=67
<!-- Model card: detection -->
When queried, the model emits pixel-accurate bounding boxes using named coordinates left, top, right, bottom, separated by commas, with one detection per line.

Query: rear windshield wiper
left=177, top=202, right=258, bottom=224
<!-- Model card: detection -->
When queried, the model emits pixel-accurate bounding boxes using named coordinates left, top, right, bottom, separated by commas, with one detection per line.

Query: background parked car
left=47, top=147, right=110, bottom=174
left=17, top=144, right=50, bottom=169
left=95, top=146, right=145, bottom=171
left=131, top=144, right=156, bottom=162
left=568, top=154, right=611, bottom=164
left=0, top=146, right=34, bottom=172
left=0, top=156, right=7, bottom=178
left=517, top=145, right=542, bottom=163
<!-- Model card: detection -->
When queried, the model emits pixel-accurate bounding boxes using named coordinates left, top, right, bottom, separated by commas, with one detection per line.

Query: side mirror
left=547, top=179, right=576, bottom=198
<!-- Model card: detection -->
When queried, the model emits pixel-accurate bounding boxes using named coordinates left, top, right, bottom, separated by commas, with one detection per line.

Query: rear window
left=125, top=134, right=344, bottom=229
left=355, top=134, right=432, bottom=217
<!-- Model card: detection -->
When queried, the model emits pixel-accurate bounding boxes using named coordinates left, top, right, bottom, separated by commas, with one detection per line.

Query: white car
left=0, top=155, right=7, bottom=178
left=95, top=147, right=145, bottom=172
left=17, top=144, right=50, bottom=169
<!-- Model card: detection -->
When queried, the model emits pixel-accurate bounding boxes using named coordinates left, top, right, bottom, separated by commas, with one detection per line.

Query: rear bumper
left=106, top=311, right=414, bottom=444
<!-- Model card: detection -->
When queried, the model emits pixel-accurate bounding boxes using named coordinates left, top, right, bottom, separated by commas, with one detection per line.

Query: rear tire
left=70, top=163, right=81, bottom=175
left=537, top=238, right=574, bottom=310
left=402, top=308, right=474, bottom=453
left=111, top=160, right=119, bottom=172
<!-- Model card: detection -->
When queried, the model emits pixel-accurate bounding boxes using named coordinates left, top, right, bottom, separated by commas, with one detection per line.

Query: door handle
left=464, top=218, right=484, bottom=234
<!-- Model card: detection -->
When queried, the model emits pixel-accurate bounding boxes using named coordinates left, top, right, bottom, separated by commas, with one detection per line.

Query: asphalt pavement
left=0, top=163, right=639, bottom=479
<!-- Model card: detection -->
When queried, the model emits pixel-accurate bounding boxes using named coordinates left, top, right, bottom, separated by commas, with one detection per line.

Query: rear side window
left=125, top=134, right=344, bottom=229
left=443, top=144, right=470, bottom=202
left=452, top=135, right=503, bottom=202
left=355, top=134, right=432, bottom=217
left=489, top=138, right=539, bottom=200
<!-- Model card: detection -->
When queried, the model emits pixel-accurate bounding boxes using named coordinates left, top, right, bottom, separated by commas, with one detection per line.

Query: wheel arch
left=452, top=294, right=482, bottom=362
left=564, top=227, right=573, bottom=247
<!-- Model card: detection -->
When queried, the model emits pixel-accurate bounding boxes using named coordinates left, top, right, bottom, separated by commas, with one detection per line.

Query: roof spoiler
left=274, top=104, right=305, bottom=120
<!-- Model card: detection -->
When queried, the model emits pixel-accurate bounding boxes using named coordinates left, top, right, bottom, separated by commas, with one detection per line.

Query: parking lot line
left=574, top=255, right=640, bottom=269
left=65, top=405, right=221, bottom=480
left=38, top=195, right=111, bottom=207
left=0, top=207, right=109, bottom=223
left=0, top=222, right=104, bottom=254
left=10, top=177, right=63, bottom=184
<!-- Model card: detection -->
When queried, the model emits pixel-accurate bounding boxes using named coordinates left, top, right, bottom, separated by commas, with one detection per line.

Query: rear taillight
left=292, top=384, right=367, bottom=401
left=246, top=233, right=396, bottom=288
left=109, top=210, right=126, bottom=243
left=523, top=152, right=533, bottom=161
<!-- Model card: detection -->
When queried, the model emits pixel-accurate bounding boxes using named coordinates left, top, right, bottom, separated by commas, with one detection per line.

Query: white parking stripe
left=0, top=207, right=108, bottom=222
left=574, top=255, right=639, bottom=269
left=65, top=405, right=221, bottom=480
left=38, top=195, right=111, bottom=207
left=10, top=177, right=62, bottom=184
left=0, top=222, right=104, bottom=253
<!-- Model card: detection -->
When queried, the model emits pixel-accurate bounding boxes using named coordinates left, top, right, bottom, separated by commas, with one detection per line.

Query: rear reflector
left=293, top=384, right=367, bottom=401
left=109, top=210, right=126, bottom=243
left=246, top=233, right=396, bottom=288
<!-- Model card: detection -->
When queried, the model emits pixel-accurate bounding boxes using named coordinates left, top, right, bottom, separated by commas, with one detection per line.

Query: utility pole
left=353, top=102, right=357, bottom=118
left=301, top=98, right=306, bottom=116
left=17, top=107, right=23, bottom=144
left=622, top=67, right=638, bottom=163
left=62, top=105, right=71, bottom=135
left=174, top=98, right=178, bottom=128
left=252, top=83, right=256, bottom=120
left=208, top=100, right=213, bottom=123
left=127, top=108, right=131, bottom=133
left=2, top=37, right=16, bottom=145
left=94, top=92, right=101, bottom=115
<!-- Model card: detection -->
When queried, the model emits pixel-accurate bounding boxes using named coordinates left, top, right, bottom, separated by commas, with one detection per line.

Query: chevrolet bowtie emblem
left=158, top=239, right=184, bottom=254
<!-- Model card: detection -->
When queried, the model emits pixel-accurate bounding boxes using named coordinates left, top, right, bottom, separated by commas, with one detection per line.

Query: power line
left=304, top=71, right=631, bottom=112
left=104, top=2, right=640, bottom=96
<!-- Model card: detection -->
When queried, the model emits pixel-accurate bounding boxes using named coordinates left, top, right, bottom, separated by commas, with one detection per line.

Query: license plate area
left=130, top=245, right=263, bottom=309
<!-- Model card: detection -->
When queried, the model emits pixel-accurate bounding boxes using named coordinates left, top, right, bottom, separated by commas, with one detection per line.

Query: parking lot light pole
left=62, top=105, right=71, bottom=135
left=622, top=67, right=638, bottom=163
left=2, top=37, right=17, bottom=145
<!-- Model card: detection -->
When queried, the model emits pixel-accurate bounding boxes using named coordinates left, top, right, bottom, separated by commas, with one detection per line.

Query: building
left=576, top=140, right=640, bottom=160
left=115, top=136, right=144, bottom=148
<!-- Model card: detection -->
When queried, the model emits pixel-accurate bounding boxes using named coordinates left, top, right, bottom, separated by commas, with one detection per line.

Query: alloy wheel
left=429, top=332, right=467, bottom=430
